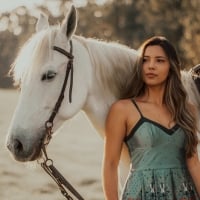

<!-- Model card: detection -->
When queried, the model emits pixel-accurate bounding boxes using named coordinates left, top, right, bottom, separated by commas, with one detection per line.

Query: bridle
left=39, top=40, right=85, bottom=200
left=190, top=64, right=200, bottom=94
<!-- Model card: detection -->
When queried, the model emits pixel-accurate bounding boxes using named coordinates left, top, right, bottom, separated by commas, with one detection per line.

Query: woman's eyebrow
left=143, top=55, right=167, bottom=59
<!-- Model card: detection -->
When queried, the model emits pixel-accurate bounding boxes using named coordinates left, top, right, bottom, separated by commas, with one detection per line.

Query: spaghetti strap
left=131, top=99, right=143, bottom=117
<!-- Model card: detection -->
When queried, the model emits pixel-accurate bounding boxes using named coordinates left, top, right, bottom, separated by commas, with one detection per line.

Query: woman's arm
left=187, top=148, right=200, bottom=195
left=102, top=101, right=127, bottom=200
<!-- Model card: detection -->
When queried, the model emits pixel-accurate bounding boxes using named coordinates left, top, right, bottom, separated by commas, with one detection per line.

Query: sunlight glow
left=0, top=0, right=107, bottom=12
left=73, top=0, right=87, bottom=8
left=95, top=0, right=107, bottom=5
left=0, top=16, right=8, bottom=31
left=0, top=0, right=44, bottom=12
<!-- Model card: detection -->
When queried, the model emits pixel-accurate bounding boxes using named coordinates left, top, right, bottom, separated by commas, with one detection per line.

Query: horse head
left=6, top=5, right=91, bottom=162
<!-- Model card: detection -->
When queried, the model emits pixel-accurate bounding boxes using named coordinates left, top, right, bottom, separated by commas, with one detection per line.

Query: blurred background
left=0, top=0, right=200, bottom=199
left=1, top=0, right=200, bottom=88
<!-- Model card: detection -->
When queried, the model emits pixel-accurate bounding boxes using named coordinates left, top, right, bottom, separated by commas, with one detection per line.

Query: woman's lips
left=145, top=73, right=157, bottom=77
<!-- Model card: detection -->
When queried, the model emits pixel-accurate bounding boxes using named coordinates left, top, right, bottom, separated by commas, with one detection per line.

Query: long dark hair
left=123, top=36, right=198, bottom=157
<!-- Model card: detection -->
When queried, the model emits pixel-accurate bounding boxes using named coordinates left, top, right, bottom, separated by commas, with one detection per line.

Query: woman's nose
left=148, top=60, right=155, bottom=69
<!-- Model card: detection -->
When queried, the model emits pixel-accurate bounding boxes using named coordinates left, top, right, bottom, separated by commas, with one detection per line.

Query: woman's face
left=142, top=45, right=170, bottom=87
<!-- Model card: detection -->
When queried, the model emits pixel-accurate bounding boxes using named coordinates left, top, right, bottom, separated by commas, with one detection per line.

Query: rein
left=39, top=40, right=85, bottom=200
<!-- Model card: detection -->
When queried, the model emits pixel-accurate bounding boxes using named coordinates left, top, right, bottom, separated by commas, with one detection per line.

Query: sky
left=0, top=0, right=107, bottom=12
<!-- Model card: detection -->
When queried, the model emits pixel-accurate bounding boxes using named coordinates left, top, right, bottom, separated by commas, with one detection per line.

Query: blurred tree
left=0, top=30, right=16, bottom=87
left=0, top=0, right=200, bottom=88
left=0, top=6, right=37, bottom=88
left=179, top=0, right=200, bottom=68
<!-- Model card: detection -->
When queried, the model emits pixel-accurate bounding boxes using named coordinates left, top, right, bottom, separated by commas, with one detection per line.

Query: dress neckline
left=125, top=116, right=180, bottom=142
left=142, top=117, right=180, bottom=134
left=130, top=99, right=178, bottom=133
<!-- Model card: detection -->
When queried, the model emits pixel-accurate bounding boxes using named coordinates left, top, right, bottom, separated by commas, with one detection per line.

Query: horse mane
left=74, top=36, right=139, bottom=99
left=10, top=27, right=58, bottom=86
left=181, top=70, right=200, bottom=108
left=11, top=26, right=139, bottom=99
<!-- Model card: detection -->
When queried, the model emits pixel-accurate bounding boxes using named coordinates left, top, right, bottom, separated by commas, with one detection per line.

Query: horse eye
left=41, top=70, right=57, bottom=81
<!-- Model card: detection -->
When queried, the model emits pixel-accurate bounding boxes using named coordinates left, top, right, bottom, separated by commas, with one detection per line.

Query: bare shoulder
left=105, top=99, right=132, bottom=139
left=107, top=99, right=139, bottom=126
left=106, top=99, right=131, bottom=123
left=109, top=99, right=132, bottom=116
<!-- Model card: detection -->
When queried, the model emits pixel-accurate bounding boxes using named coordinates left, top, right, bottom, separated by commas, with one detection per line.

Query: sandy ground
left=0, top=89, right=104, bottom=200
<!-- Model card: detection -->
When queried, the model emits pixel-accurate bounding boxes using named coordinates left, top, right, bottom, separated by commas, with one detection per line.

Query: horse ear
left=36, top=13, right=49, bottom=32
left=60, top=5, right=77, bottom=39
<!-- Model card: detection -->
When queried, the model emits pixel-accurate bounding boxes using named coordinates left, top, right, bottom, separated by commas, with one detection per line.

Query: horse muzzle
left=6, top=130, right=45, bottom=162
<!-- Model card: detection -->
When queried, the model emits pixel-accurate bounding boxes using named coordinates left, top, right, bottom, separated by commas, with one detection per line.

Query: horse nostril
left=13, top=139, right=23, bottom=153
left=7, top=132, right=45, bottom=161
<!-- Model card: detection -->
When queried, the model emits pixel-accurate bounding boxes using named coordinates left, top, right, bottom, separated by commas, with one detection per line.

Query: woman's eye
left=41, top=70, right=57, bottom=81
left=157, top=59, right=165, bottom=63
left=143, top=58, right=147, bottom=63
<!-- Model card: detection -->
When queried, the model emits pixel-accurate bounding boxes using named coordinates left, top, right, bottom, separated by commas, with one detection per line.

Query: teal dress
left=122, top=100, right=199, bottom=200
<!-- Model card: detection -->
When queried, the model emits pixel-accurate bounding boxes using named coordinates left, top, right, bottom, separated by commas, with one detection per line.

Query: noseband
left=39, top=40, right=84, bottom=200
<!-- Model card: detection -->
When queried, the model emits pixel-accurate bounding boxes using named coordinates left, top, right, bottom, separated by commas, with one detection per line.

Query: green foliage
left=0, top=0, right=200, bottom=88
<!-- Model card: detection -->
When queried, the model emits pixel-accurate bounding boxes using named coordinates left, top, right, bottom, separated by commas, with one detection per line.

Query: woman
left=103, top=36, right=200, bottom=199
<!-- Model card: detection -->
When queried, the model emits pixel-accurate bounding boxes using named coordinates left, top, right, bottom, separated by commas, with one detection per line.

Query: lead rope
left=40, top=143, right=84, bottom=200
left=38, top=40, right=85, bottom=200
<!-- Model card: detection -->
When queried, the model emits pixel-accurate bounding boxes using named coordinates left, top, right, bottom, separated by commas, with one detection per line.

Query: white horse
left=6, top=4, right=200, bottom=191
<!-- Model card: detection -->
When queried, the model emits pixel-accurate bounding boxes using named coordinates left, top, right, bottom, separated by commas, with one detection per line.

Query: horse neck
left=73, top=36, right=113, bottom=136
left=73, top=36, right=137, bottom=136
